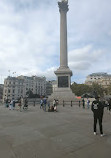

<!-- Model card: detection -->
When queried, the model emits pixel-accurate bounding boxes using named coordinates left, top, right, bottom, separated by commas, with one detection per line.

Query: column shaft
left=60, top=11, right=68, bottom=68
left=60, top=10, right=68, bottom=68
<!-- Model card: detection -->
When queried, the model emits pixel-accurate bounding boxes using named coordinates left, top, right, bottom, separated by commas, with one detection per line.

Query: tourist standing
left=12, top=99, right=15, bottom=109
left=40, top=99, right=43, bottom=109
left=18, top=99, right=22, bottom=112
left=43, top=97, right=47, bottom=111
left=21, top=97, right=24, bottom=109
left=53, top=99, right=56, bottom=107
left=87, top=98, right=90, bottom=109
left=5, top=99, right=9, bottom=108
left=91, top=96, right=104, bottom=136
left=47, top=100, right=50, bottom=110
left=23, top=97, right=28, bottom=109
left=9, top=99, right=14, bottom=110
left=82, top=98, right=85, bottom=108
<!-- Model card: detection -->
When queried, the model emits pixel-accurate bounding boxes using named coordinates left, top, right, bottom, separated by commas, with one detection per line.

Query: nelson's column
left=49, top=0, right=75, bottom=103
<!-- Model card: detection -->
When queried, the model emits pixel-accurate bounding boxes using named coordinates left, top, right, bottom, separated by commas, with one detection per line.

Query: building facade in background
left=85, top=72, right=111, bottom=88
left=46, top=81, right=53, bottom=96
left=46, top=80, right=57, bottom=96
left=3, top=76, right=46, bottom=101
left=0, top=84, right=4, bottom=100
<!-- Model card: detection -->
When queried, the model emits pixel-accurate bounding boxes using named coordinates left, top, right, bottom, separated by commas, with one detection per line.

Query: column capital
left=58, top=1, right=69, bottom=12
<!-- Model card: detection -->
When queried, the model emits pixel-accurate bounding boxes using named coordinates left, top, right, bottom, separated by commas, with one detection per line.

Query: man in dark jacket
left=91, top=96, right=104, bottom=136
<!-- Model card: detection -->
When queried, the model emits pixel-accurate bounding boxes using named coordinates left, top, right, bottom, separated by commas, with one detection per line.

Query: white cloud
left=68, top=45, right=105, bottom=70
left=20, top=66, right=57, bottom=81
left=68, top=44, right=111, bottom=83
left=0, top=0, right=111, bottom=84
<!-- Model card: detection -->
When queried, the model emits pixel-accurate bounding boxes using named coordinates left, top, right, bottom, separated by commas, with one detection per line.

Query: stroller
left=23, top=98, right=28, bottom=110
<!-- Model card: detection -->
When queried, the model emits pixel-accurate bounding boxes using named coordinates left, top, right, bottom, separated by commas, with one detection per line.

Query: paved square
left=0, top=104, right=111, bottom=158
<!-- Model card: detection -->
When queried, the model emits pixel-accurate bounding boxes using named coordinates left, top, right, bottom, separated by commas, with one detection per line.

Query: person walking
left=47, top=100, right=50, bottom=110
left=5, top=99, right=9, bottom=108
left=53, top=99, right=56, bottom=107
left=40, top=99, right=43, bottom=109
left=91, top=96, right=104, bottom=136
left=18, top=99, right=22, bottom=112
left=23, top=97, right=28, bottom=110
left=9, top=99, right=14, bottom=110
left=21, top=97, right=24, bottom=109
left=43, top=97, right=47, bottom=111
left=12, top=99, right=15, bottom=110
left=87, top=98, right=90, bottom=109
left=82, top=98, right=85, bottom=108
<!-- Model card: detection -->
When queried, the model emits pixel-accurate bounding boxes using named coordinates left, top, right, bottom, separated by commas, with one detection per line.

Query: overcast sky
left=0, top=0, right=111, bottom=84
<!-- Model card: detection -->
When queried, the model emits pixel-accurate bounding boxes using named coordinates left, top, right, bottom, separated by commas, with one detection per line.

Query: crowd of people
left=5, top=97, right=28, bottom=112
left=40, top=98, right=58, bottom=112
left=79, top=97, right=111, bottom=113
left=4, top=95, right=111, bottom=137
left=4, top=97, right=59, bottom=112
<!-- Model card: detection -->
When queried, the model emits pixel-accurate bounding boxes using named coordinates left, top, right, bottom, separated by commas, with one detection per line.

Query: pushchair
left=23, top=103, right=28, bottom=110
left=23, top=99, right=28, bottom=110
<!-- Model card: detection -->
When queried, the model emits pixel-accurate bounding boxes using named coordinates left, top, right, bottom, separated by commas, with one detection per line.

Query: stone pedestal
left=48, top=67, right=75, bottom=103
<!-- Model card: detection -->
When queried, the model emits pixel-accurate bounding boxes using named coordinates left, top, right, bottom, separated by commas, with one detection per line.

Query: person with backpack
left=91, top=96, right=104, bottom=136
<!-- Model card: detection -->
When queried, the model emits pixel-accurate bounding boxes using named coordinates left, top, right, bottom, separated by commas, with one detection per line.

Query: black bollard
left=63, top=100, right=64, bottom=107
left=71, top=100, right=72, bottom=107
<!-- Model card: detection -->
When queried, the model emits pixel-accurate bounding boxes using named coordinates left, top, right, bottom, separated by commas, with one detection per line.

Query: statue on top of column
left=59, top=0, right=68, bottom=2
left=58, top=0, right=69, bottom=12
left=61, top=0, right=68, bottom=2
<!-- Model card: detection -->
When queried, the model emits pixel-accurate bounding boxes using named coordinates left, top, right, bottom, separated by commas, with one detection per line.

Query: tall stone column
left=55, top=0, right=72, bottom=88
left=48, top=0, right=76, bottom=103
left=59, top=1, right=68, bottom=68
